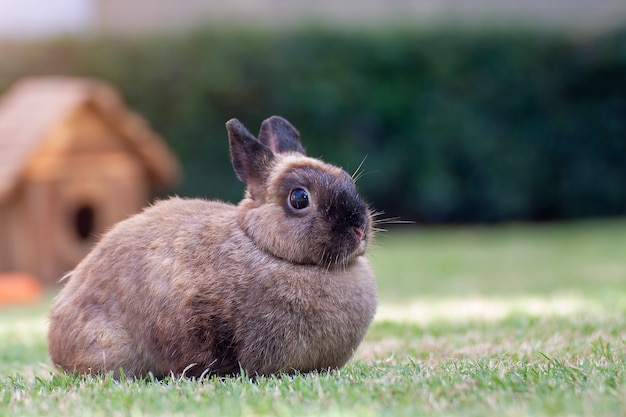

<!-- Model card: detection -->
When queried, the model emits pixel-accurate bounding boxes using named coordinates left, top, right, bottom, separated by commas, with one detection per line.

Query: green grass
left=1, top=220, right=625, bottom=416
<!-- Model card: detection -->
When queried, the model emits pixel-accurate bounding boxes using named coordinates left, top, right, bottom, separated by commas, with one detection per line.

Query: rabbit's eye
left=289, top=188, right=310, bottom=210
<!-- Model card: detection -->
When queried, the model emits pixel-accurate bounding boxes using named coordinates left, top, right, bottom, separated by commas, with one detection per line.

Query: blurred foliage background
left=1, top=26, right=625, bottom=224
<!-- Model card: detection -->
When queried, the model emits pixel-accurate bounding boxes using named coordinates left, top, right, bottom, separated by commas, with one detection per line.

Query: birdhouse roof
left=0, top=76, right=181, bottom=201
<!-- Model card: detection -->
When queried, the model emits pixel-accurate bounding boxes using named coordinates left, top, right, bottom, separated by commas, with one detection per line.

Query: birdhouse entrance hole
left=75, top=205, right=95, bottom=240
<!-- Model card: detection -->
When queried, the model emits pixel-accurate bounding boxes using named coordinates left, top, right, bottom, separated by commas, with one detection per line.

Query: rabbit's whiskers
left=370, top=210, right=414, bottom=232
left=351, top=155, right=368, bottom=183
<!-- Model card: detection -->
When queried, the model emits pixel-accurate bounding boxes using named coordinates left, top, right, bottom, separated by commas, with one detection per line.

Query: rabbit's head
left=227, top=116, right=372, bottom=267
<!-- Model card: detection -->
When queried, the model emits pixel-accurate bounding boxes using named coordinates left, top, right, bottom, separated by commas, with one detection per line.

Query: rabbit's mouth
left=353, top=227, right=368, bottom=256
left=318, top=225, right=369, bottom=267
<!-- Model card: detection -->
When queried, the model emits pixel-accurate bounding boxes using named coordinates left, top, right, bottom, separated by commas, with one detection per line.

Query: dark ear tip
left=226, top=118, right=243, bottom=131
left=263, top=115, right=290, bottom=128
left=265, top=115, right=287, bottom=122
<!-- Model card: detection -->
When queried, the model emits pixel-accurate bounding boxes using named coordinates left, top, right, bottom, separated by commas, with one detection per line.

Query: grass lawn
left=1, top=220, right=625, bottom=416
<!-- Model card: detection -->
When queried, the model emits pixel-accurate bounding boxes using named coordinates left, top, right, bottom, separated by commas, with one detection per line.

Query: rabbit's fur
left=48, top=116, right=377, bottom=378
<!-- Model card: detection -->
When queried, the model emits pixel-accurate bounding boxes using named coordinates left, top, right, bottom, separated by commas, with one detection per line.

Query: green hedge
left=1, top=27, right=625, bottom=223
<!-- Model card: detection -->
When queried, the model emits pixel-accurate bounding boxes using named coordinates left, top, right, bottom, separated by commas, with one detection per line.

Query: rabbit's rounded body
left=49, top=198, right=376, bottom=377
left=48, top=116, right=377, bottom=378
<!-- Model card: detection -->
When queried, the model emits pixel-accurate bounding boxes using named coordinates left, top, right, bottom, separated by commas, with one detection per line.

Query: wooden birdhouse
left=0, top=76, right=181, bottom=285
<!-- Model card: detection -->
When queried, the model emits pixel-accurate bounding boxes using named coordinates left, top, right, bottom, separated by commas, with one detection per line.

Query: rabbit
left=47, top=116, right=377, bottom=379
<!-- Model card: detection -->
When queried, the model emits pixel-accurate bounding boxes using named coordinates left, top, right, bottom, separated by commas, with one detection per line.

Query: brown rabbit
left=48, top=116, right=377, bottom=378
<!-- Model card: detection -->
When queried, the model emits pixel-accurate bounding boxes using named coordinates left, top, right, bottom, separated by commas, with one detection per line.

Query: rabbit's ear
left=227, top=119, right=275, bottom=185
left=258, top=116, right=306, bottom=155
